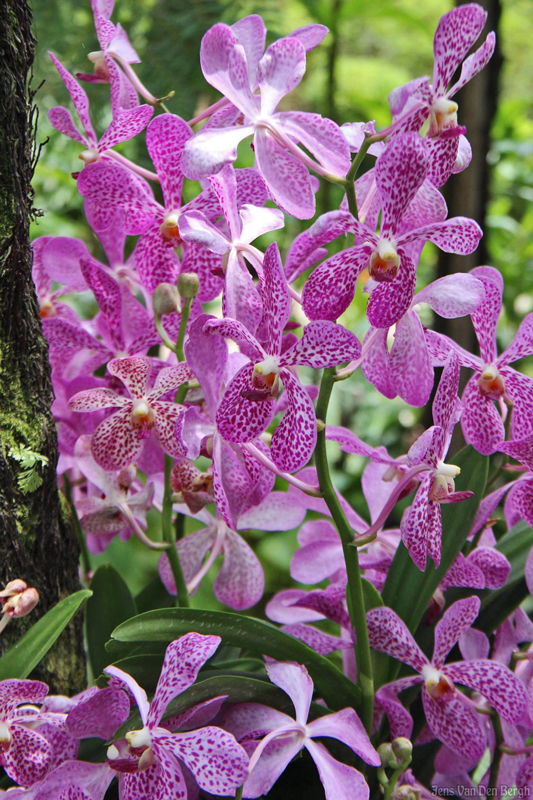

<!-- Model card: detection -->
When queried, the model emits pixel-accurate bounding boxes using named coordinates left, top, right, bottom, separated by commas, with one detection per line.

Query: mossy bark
left=0, top=0, right=85, bottom=693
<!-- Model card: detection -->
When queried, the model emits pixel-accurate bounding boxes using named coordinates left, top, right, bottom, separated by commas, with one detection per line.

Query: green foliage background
left=30, top=0, right=533, bottom=603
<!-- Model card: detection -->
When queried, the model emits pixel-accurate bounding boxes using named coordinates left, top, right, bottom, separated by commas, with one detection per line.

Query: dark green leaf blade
left=86, top=565, right=137, bottom=679
left=110, top=607, right=361, bottom=711
left=0, top=590, right=91, bottom=680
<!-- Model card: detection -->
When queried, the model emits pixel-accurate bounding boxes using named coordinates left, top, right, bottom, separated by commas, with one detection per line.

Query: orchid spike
left=68, top=357, right=193, bottom=470
left=368, top=597, right=527, bottom=765
left=221, top=660, right=380, bottom=799
left=205, top=242, right=361, bottom=472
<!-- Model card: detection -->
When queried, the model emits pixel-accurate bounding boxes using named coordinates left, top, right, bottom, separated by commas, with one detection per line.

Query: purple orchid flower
left=205, top=242, right=361, bottom=472
left=72, top=435, right=157, bottom=553
left=302, top=132, right=482, bottom=328
left=104, top=633, right=248, bottom=799
left=179, top=164, right=284, bottom=334
left=400, top=352, right=474, bottom=570
left=159, top=492, right=306, bottom=610
left=0, top=760, right=114, bottom=800
left=0, top=680, right=56, bottom=787
left=180, top=313, right=284, bottom=529
left=48, top=53, right=153, bottom=168
left=221, top=660, right=380, bottom=799
left=427, top=267, right=533, bottom=455
left=181, top=24, right=350, bottom=219
left=68, top=356, right=192, bottom=470
left=361, top=272, right=485, bottom=407
left=76, top=0, right=146, bottom=108
left=388, top=4, right=495, bottom=180
left=368, top=597, right=527, bottom=765
left=32, top=237, right=90, bottom=322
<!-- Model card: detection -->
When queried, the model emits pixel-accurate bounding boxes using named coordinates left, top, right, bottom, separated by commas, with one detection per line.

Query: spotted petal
left=432, top=597, right=481, bottom=669
left=432, top=4, right=488, bottom=94
left=376, top=132, right=428, bottom=237
left=271, top=369, right=316, bottom=472
left=281, top=321, right=361, bottom=370
left=444, top=660, right=527, bottom=724
left=421, top=688, right=486, bottom=764
left=302, top=246, right=370, bottom=321
left=254, top=127, right=315, bottom=219
left=366, top=606, right=429, bottom=672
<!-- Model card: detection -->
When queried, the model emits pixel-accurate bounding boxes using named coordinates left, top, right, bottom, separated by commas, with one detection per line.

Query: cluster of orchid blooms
left=4, top=1, right=533, bottom=798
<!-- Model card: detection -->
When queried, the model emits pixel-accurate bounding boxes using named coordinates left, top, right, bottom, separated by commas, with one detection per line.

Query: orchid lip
left=253, top=355, right=280, bottom=377
left=0, top=722, right=11, bottom=746
left=79, top=148, right=100, bottom=165
left=435, top=460, right=461, bottom=479
left=126, top=726, right=152, bottom=750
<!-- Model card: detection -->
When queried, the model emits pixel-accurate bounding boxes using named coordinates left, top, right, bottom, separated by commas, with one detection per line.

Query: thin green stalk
left=63, top=475, right=92, bottom=585
left=176, top=301, right=192, bottom=362
left=489, top=713, right=504, bottom=795
left=162, top=455, right=189, bottom=608
left=315, top=367, right=374, bottom=732
left=235, top=787, right=243, bottom=800
left=344, top=137, right=372, bottom=221
left=155, top=315, right=178, bottom=355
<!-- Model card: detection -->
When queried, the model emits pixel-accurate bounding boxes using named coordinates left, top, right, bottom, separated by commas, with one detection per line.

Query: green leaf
left=110, top=608, right=361, bottom=711
left=86, top=565, right=137, bottom=680
left=112, top=672, right=329, bottom=740
left=0, top=590, right=92, bottom=680
left=376, top=446, right=488, bottom=686
left=362, top=577, right=383, bottom=611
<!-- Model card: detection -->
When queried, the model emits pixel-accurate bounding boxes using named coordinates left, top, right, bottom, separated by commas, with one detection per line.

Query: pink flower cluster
left=6, top=1, right=533, bottom=798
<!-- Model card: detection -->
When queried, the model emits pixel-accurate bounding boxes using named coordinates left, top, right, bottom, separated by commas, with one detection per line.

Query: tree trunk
left=0, top=0, right=85, bottom=694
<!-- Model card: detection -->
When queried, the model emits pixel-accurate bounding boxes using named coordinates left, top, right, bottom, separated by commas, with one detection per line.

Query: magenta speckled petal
left=367, top=253, right=416, bottom=329
left=432, top=351, right=460, bottom=444
left=400, top=217, right=482, bottom=254
left=150, top=364, right=194, bottom=400
left=374, top=677, right=422, bottom=738
left=432, top=4, right=488, bottom=94
left=204, top=317, right=264, bottom=360
left=91, top=406, right=142, bottom=470
left=134, top=223, right=181, bottom=293
left=502, top=368, right=533, bottom=441
left=282, top=321, right=361, bottom=369
left=48, top=106, right=87, bottom=145
left=200, top=23, right=257, bottom=117
left=78, top=161, right=157, bottom=235
left=361, top=328, right=396, bottom=400
left=108, top=356, right=151, bottom=398
left=302, top=246, right=369, bottom=321
left=305, top=739, right=370, bottom=800
left=257, top=38, right=306, bottom=117
left=215, top=528, right=264, bottom=610
left=498, top=433, right=533, bottom=472
left=467, top=547, right=510, bottom=590
left=470, top=266, right=503, bottom=363
left=401, top=474, right=433, bottom=572
left=231, top=14, right=266, bottom=82
left=500, top=313, right=533, bottom=366
left=261, top=242, right=292, bottom=355
left=216, top=363, right=275, bottom=443
left=286, top=210, right=354, bottom=283
left=422, top=688, right=486, bottom=763
left=98, top=105, right=153, bottom=151
left=154, top=727, right=248, bottom=796
left=49, top=52, right=96, bottom=142
left=3, top=725, right=52, bottom=787
left=254, top=127, right=315, bottom=219
left=416, top=273, right=485, bottom=318
left=277, top=110, right=351, bottom=177
left=121, top=757, right=186, bottom=800
left=104, top=664, right=150, bottom=724
left=68, top=387, right=127, bottom=412
left=152, top=402, right=186, bottom=458
left=444, top=660, right=527, bottom=723
left=461, top=375, right=505, bottom=456
left=66, top=686, right=130, bottom=740
left=271, top=369, right=316, bottom=472
left=146, top=113, right=192, bottom=210
left=376, top=132, right=428, bottom=237
left=148, top=633, right=221, bottom=727
left=432, top=597, right=481, bottom=669
left=307, top=708, right=379, bottom=766
left=182, top=124, right=255, bottom=180
left=448, top=32, right=496, bottom=97
left=0, top=679, right=48, bottom=719
left=390, top=311, right=433, bottom=407
left=366, top=606, right=429, bottom=672
left=282, top=624, right=349, bottom=654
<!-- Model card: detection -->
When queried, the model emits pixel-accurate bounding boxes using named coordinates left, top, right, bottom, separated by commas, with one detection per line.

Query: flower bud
left=0, top=579, right=28, bottom=598
left=391, top=737, right=413, bottom=764
left=392, top=785, right=422, bottom=800
left=378, top=742, right=395, bottom=768
left=1, top=587, right=39, bottom=618
left=152, top=283, right=180, bottom=317
left=177, top=272, right=199, bottom=302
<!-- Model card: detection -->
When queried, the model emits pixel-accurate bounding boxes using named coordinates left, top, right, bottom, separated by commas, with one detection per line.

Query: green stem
left=344, top=137, right=372, bottom=221
left=315, top=367, right=374, bottom=732
left=155, top=315, right=178, bottom=355
left=235, top=787, right=243, bottom=800
left=162, top=455, right=189, bottom=608
left=489, top=713, right=504, bottom=796
left=63, top=476, right=92, bottom=585
left=176, top=301, right=192, bottom=362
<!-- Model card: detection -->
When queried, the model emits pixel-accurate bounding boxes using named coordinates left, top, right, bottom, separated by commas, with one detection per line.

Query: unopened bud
left=152, top=283, right=180, bottom=317
left=177, top=272, right=199, bottom=301
left=392, top=785, right=421, bottom=800
left=2, top=587, right=39, bottom=618
left=0, top=580, right=28, bottom=598
left=391, top=737, right=413, bottom=764
left=378, top=742, right=395, bottom=768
